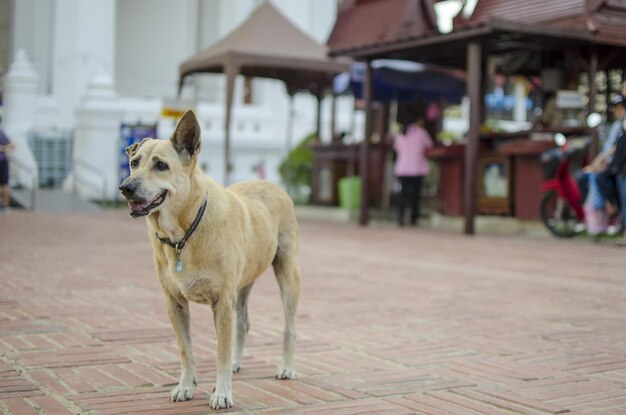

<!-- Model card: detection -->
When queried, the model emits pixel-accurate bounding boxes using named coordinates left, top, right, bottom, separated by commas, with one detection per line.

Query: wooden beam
left=576, top=49, right=590, bottom=73
left=359, top=61, right=374, bottom=226
left=464, top=42, right=482, bottom=236
left=588, top=47, right=599, bottom=157
left=331, top=24, right=492, bottom=59
left=589, top=47, right=598, bottom=113
left=599, top=47, right=624, bottom=71
left=332, top=16, right=593, bottom=61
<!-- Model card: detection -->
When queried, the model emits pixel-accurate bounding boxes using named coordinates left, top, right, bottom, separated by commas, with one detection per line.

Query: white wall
left=52, top=0, right=116, bottom=128
left=272, top=0, right=337, bottom=44
left=115, top=0, right=199, bottom=99
left=0, top=0, right=12, bottom=79
left=5, top=0, right=353, bottom=195
left=10, top=0, right=55, bottom=94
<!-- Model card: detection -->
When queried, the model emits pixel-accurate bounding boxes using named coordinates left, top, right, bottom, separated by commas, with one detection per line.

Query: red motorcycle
left=539, top=127, right=623, bottom=238
left=539, top=137, right=588, bottom=237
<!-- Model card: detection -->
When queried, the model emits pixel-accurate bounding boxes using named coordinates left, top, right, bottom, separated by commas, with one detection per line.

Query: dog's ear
left=171, top=110, right=201, bottom=161
left=125, top=138, right=151, bottom=158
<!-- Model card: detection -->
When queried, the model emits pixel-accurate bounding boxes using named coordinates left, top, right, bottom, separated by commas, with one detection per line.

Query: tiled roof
left=454, top=0, right=626, bottom=47
left=454, top=0, right=586, bottom=27
left=327, top=0, right=438, bottom=55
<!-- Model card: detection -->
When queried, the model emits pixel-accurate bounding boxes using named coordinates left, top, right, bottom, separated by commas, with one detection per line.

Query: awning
left=333, top=60, right=466, bottom=103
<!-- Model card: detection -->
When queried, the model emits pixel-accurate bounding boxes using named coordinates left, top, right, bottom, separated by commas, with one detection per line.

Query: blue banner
left=119, top=123, right=158, bottom=184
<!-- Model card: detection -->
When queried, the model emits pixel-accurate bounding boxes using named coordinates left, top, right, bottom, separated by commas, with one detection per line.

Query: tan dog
left=119, top=110, right=300, bottom=409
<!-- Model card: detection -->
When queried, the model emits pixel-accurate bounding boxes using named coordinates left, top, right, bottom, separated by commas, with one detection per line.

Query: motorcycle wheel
left=540, top=191, right=580, bottom=238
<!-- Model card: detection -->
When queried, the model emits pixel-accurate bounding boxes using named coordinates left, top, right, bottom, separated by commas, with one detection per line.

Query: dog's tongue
left=129, top=201, right=149, bottom=212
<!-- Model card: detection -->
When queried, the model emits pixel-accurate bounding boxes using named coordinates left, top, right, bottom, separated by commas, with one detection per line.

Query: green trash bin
left=338, top=176, right=361, bottom=210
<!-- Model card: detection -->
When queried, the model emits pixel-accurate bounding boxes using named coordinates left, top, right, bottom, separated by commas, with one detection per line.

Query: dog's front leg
left=165, top=295, right=197, bottom=402
left=210, top=294, right=235, bottom=409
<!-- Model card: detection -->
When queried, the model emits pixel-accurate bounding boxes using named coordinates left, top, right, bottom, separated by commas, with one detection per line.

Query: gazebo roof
left=179, top=1, right=349, bottom=95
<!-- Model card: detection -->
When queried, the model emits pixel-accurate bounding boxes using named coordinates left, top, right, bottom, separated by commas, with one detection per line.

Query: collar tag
left=175, top=258, right=184, bottom=273
left=154, top=195, right=207, bottom=275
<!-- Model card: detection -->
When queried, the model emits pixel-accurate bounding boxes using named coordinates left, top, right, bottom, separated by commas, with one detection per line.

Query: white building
left=2, top=0, right=361, bottom=200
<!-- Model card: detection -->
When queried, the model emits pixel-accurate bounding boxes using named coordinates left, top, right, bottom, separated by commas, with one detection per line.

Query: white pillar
left=3, top=49, right=39, bottom=188
left=11, top=0, right=55, bottom=95
left=69, top=71, right=123, bottom=201
left=513, top=80, right=527, bottom=122
left=52, top=0, right=116, bottom=128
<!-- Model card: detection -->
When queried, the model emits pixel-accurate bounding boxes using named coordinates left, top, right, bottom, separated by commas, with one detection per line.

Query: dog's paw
left=170, top=382, right=195, bottom=402
left=209, top=391, right=233, bottom=409
left=276, top=367, right=297, bottom=380
left=232, top=362, right=241, bottom=373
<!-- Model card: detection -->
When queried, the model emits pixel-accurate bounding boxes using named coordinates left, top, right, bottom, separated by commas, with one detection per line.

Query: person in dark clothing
left=580, top=96, right=626, bottom=213
left=608, top=130, right=626, bottom=245
left=0, top=117, right=15, bottom=212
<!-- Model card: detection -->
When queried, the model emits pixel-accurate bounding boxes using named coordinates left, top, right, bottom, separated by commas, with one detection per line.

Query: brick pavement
left=0, top=210, right=625, bottom=414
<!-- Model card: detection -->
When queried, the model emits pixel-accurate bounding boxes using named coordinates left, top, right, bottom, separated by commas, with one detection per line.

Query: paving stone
left=1, top=210, right=626, bottom=414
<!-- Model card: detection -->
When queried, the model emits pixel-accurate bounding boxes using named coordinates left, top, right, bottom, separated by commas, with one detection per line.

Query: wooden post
left=588, top=47, right=599, bottom=157
left=464, top=42, right=482, bottom=235
left=359, top=61, right=374, bottom=226
left=315, top=94, right=322, bottom=139
left=379, top=103, right=392, bottom=210
left=224, top=63, right=238, bottom=187
left=379, top=103, right=390, bottom=143
left=285, top=93, right=295, bottom=153
left=330, top=93, right=337, bottom=141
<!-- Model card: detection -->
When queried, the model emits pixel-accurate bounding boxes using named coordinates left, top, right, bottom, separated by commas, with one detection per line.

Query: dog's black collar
left=156, top=196, right=208, bottom=261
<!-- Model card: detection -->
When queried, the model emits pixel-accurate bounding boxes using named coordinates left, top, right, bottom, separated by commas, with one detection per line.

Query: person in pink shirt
left=393, top=115, right=433, bottom=226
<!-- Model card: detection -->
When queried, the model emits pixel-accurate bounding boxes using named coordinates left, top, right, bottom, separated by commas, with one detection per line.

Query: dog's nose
left=119, top=182, right=137, bottom=198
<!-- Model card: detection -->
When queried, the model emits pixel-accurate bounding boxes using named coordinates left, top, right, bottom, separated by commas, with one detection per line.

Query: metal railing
left=72, top=158, right=108, bottom=202
left=8, top=157, right=37, bottom=210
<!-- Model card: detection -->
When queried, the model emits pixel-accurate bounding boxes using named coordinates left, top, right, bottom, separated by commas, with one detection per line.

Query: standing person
left=609, top=130, right=626, bottom=246
left=393, top=114, right=433, bottom=227
left=0, top=117, right=15, bottom=212
left=585, top=95, right=626, bottom=215
left=577, top=95, right=626, bottom=216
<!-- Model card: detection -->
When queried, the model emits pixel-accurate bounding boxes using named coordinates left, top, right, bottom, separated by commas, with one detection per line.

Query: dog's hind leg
left=232, top=283, right=254, bottom=373
left=273, top=235, right=301, bottom=380
left=165, top=294, right=197, bottom=402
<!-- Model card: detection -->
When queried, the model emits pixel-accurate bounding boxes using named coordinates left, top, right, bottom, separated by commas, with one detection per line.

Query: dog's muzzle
left=119, top=181, right=137, bottom=199
left=119, top=182, right=167, bottom=218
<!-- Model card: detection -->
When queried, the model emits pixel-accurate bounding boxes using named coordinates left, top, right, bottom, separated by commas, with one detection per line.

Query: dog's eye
left=130, top=159, right=139, bottom=169
left=155, top=161, right=169, bottom=172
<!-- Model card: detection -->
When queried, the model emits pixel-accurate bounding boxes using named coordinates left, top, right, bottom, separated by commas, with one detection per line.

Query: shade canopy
left=333, top=59, right=466, bottom=103
left=178, top=1, right=349, bottom=186
left=179, top=1, right=349, bottom=96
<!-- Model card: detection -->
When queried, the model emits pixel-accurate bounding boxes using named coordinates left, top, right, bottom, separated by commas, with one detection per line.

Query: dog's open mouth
left=128, top=191, right=167, bottom=218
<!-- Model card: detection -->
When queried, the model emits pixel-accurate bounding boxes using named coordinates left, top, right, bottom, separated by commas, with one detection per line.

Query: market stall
left=328, top=0, right=626, bottom=232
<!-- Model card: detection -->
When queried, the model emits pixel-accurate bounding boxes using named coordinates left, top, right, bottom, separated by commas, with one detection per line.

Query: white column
left=11, top=0, right=55, bottom=94
left=52, top=0, right=116, bottom=128
left=3, top=49, right=39, bottom=188
left=513, top=79, right=527, bottom=122
left=69, top=71, right=123, bottom=201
